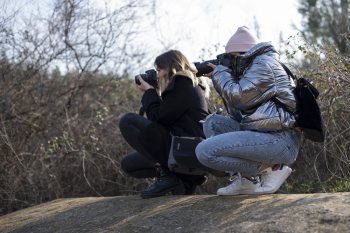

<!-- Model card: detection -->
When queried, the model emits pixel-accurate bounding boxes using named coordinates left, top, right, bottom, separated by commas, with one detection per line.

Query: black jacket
left=140, top=73, right=209, bottom=165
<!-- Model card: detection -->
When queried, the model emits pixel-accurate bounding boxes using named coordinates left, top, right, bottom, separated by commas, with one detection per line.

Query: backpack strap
left=280, top=63, right=297, bottom=80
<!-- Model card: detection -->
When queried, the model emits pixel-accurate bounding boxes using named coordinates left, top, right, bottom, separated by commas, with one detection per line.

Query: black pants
left=119, top=112, right=205, bottom=184
left=119, top=112, right=171, bottom=166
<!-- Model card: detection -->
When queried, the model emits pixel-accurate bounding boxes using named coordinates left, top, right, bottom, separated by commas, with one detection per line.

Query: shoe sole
left=217, top=191, right=244, bottom=196
left=217, top=187, right=257, bottom=196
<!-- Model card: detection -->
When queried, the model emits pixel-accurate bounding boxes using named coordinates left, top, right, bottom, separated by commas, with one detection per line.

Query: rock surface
left=1, top=193, right=350, bottom=233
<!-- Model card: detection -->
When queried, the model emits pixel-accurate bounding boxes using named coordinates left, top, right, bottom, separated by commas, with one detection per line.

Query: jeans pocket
left=271, top=131, right=299, bottom=165
left=281, top=137, right=300, bottom=165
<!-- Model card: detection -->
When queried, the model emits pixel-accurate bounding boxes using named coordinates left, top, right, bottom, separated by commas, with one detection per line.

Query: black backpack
left=281, top=63, right=325, bottom=142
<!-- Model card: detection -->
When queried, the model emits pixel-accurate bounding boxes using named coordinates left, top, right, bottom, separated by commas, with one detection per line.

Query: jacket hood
left=232, top=42, right=279, bottom=77
left=243, top=42, right=278, bottom=61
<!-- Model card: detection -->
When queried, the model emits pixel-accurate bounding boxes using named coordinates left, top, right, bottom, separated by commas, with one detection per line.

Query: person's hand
left=207, top=62, right=216, bottom=69
left=204, top=62, right=217, bottom=78
left=136, top=75, right=154, bottom=92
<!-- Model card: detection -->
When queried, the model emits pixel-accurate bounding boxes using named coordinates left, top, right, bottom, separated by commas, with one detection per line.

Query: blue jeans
left=195, top=114, right=301, bottom=176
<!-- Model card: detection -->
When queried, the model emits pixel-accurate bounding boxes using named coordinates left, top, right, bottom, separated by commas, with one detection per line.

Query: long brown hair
left=154, top=50, right=209, bottom=96
left=155, top=50, right=197, bottom=77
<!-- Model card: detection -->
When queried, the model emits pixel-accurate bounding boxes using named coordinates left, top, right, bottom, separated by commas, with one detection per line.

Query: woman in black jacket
left=119, top=50, right=210, bottom=198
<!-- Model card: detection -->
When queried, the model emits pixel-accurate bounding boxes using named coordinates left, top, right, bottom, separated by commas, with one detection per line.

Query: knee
left=195, top=140, right=214, bottom=167
left=119, top=112, right=137, bottom=130
left=202, top=114, right=216, bottom=138
left=203, top=114, right=226, bottom=138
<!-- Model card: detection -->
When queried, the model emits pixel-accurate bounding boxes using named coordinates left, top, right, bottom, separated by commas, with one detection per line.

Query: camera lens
left=134, top=75, right=141, bottom=85
left=134, top=70, right=157, bottom=88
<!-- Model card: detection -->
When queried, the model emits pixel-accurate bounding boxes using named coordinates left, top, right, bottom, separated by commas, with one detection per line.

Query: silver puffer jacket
left=212, top=42, right=296, bottom=132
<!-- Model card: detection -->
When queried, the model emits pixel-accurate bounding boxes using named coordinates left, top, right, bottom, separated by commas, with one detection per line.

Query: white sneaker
left=217, top=173, right=259, bottom=196
left=254, top=165, right=292, bottom=194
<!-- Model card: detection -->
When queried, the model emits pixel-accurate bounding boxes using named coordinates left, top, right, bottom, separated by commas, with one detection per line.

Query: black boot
left=140, top=167, right=185, bottom=199
left=178, top=175, right=208, bottom=195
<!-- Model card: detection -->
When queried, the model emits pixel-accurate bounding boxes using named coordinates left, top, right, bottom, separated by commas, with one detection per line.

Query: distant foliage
left=0, top=0, right=153, bottom=215
left=283, top=35, right=350, bottom=193
left=0, top=61, right=149, bottom=215
left=297, top=0, right=350, bottom=55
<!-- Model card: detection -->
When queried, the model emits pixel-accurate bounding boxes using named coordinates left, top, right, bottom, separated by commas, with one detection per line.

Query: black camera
left=135, top=69, right=158, bottom=88
left=194, top=59, right=220, bottom=77
left=194, top=53, right=242, bottom=77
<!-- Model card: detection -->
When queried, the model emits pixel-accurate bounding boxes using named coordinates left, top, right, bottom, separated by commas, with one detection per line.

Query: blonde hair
left=154, top=50, right=209, bottom=98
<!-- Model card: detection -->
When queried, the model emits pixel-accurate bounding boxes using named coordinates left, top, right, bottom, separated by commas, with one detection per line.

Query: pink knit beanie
left=225, top=26, right=258, bottom=53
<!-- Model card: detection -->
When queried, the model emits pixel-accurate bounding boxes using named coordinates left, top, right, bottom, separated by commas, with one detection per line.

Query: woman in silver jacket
left=195, top=26, right=301, bottom=195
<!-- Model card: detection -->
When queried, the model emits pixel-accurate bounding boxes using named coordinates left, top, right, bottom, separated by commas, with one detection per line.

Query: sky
left=3, top=0, right=303, bottom=72
left=136, top=0, right=303, bottom=63
left=153, top=0, right=300, bottom=59
left=114, top=0, right=303, bottom=71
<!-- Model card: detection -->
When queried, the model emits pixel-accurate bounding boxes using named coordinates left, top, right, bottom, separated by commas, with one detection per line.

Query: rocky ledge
left=1, top=192, right=350, bottom=233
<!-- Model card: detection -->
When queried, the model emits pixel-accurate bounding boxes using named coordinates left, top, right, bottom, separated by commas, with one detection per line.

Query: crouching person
left=119, top=50, right=210, bottom=198
left=195, top=26, right=301, bottom=195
